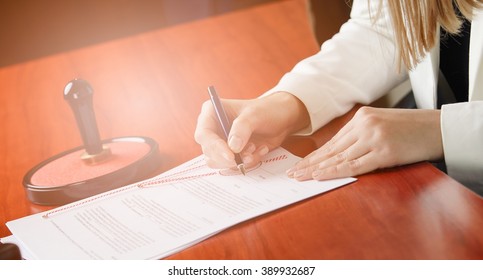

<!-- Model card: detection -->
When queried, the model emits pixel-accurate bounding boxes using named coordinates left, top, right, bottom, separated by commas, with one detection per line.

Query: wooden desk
left=1, top=0, right=482, bottom=259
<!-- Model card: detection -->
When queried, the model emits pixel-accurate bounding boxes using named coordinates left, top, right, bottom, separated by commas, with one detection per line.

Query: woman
left=194, top=0, right=483, bottom=196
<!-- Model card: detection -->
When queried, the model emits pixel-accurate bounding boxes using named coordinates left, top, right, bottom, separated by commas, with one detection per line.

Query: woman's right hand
left=194, top=91, right=310, bottom=170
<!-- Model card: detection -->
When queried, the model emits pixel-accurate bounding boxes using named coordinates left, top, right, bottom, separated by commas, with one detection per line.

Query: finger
left=242, top=144, right=270, bottom=166
left=316, top=139, right=369, bottom=171
left=320, top=118, right=355, bottom=149
left=287, top=130, right=357, bottom=178
left=311, top=151, right=377, bottom=180
left=256, top=145, right=270, bottom=157
left=290, top=134, right=363, bottom=182
left=291, top=164, right=318, bottom=181
left=195, top=100, right=240, bottom=167
left=227, top=110, right=254, bottom=153
left=243, top=142, right=257, bottom=154
left=240, top=142, right=256, bottom=165
left=204, top=155, right=236, bottom=169
left=194, top=101, right=225, bottom=147
left=201, top=138, right=236, bottom=168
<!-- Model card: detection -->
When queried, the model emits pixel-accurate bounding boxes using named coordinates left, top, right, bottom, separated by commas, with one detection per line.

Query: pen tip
left=238, top=164, right=246, bottom=176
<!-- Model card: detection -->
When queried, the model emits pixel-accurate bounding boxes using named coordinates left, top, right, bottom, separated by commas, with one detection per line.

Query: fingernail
left=228, top=136, right=243, bottom=152
left=294, top=169, right=306, bottom=178
left=245, top=143, right=256, bottom=154
left=242, top=155, right=253, bottom=164
left=286, top=167, right=295, bottom=177
left=259, top=146, right=269, bottom=156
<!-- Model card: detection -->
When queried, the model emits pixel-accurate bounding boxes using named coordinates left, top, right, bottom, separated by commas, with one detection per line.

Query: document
left=6, top=148, right=355, bottom=259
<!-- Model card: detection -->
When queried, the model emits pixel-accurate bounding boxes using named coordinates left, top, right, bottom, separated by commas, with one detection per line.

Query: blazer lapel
left=469, top=8, right=483, bottom=101
left=408, top=29, right=440, bottom=109
left=410, top=9, right=483, bottom=106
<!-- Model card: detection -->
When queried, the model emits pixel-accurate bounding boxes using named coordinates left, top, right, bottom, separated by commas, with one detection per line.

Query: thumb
left=227, top=114, right=254, bottom=153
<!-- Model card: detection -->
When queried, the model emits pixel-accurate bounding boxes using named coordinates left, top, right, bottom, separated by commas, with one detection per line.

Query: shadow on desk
left=0, top=0, right=350, bottom=67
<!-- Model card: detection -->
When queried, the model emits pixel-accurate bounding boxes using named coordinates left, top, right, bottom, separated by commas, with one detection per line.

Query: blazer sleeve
left=264, top=0, right=407, bottom=135
left=441, top=101, right=483, bottom=194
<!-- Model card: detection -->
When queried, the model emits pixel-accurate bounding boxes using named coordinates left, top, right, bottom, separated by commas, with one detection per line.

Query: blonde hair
left=383, top=0, right=482, bottom=69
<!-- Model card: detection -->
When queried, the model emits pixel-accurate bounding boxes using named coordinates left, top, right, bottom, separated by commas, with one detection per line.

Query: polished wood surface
left=1, top=0, right=482, bottom=259
left=0, top=0, right=279, bottom=67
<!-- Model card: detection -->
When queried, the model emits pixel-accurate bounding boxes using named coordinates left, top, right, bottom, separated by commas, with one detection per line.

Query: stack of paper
left=2, top=148, right=355, bottom=259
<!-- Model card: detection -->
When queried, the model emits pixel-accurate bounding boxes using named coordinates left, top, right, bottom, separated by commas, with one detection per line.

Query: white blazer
left=267, top=0, right=483, bottom=194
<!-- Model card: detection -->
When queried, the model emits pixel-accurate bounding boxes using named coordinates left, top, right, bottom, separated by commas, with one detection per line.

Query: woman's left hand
left=287, top=106, right=444, bottom=181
